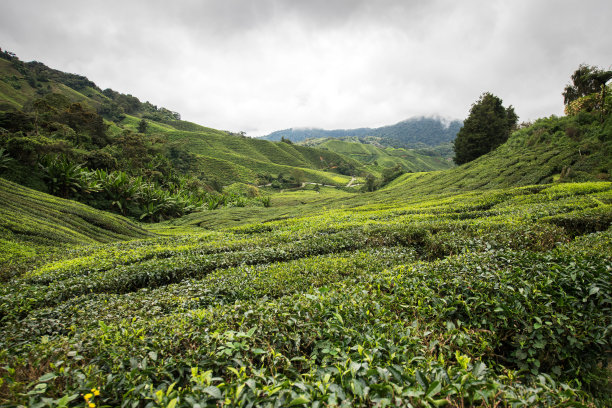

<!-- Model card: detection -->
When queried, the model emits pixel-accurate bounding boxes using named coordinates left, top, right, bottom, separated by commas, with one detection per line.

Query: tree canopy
left=138, top=119, right=148, bottom=134
left=562, top=64, right=612, bottom=105
left=453, top=93, right=517, bottom=165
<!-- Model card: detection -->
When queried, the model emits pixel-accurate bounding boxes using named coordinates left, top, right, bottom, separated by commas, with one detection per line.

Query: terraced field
left=1, top=180, right=610, bottom=407
left=132, top=121, right=361, bottom=186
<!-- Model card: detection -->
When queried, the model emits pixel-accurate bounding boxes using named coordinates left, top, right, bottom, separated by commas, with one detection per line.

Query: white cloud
left=1, top=0, right=610, bottom=135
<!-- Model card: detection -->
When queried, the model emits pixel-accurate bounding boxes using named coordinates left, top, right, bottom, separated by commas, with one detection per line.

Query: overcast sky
left=1, top=0, right=610, bottom=135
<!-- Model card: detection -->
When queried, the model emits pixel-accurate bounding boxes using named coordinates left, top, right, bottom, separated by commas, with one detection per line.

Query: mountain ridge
left=262, top=116, right=463, bottom=149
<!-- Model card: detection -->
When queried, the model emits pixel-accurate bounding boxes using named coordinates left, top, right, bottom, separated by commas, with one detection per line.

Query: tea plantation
left=0, top=179, right=610, bottom=407
left=1, top=52, right=611, bottom=406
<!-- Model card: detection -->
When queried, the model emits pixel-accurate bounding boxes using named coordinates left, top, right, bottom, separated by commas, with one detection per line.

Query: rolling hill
left=1, top=178, right=610, bottom=406
left=0, top=51, right=455, bottom=190
left=171, top=104, right=611, bottom=229
left=0, top=177, right=153, bottom=280
left=301, top=137, right=453, bottom=176
left=0, top=52, right=361, bottom=188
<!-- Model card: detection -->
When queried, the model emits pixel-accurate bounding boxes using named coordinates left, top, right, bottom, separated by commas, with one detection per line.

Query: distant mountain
left=262, top=117, right=463, bottom=149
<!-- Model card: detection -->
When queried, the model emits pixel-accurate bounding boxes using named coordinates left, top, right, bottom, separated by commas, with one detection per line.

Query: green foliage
left=381, top=164, right=405, bottom=185
left=260, top=195, right=271, bottom=207
left=0, top=147, right=13, bottom=173
left=33, top=157, right=269, bottom=221
left=453, top=93, right=518, bottom=165
left=562, top=64, right=612, bottom=105
left=38, top=155, right=93, bottom=198
left=0, top=177, right=151, bottom=257
left=224, top=182, right=259, bottom=198
left=1, top=49, right=612, bottom=407
left=98, top=100, right=126, bottom=122
left=1, top=180, right=610, bottom=406
left=377, top=112, right=609, bottom=198
left=303, top=137, right=453, bottom=174
left=138, top=118, right=148, bottom=134
left=0, top=51, right=366, bottom=195
left=362, top=173, right=378, bottom=192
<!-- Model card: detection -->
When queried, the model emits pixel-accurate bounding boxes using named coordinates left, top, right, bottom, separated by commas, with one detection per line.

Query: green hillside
left=1, top=51, right=611, bottom=407
left=302, top=137, right=453, bottom=175
left=147, top=124, right=360, bottom=186
left=0, top=177, right=153, bottom=279
left=3, top=103, right=610, bottom=406
left=173, top=107, right=611, bottom=229
left=382, top=112, right=611, bottom=199
left=0, top=52, right=360, bottom=191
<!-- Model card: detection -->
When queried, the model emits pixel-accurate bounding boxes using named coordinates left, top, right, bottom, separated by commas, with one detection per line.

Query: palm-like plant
left=206, top=194, right=224, bottom=210
left=0, top=147, right=14, bottom=174
left=137, top=182, right=189, bottom=221
left=95, top=170, right=140, bottom=215
left=38, top=155, right=86, bottom=198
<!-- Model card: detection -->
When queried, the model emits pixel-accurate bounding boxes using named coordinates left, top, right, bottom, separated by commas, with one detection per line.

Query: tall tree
left=563, top=64, right=612, bottom=105
left=453, top=93, right=518, bottom=165
left=138, top=119, right=148, bottom=134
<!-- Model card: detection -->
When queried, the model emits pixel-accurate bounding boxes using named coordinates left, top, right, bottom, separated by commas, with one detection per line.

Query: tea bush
left=0, top=182, right=610, bottom=407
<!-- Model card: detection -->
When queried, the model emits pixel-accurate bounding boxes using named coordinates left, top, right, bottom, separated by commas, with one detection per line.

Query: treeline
left=362, top=164, right=406, bottom=192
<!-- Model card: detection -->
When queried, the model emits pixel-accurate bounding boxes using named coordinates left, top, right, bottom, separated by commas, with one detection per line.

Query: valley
left=0, top=50, right=610, bottom=407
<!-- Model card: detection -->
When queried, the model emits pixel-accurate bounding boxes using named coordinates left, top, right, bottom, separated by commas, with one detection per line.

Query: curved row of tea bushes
left=0, top=178, right=152, bottom=246
left=3, top=242, right=609, bottom=407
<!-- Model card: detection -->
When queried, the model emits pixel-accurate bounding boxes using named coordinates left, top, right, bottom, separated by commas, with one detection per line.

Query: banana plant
left=38, top=155, right=86, bottom=199
left=0, top=147, right=14, bottom=174
left=95, top=170, right=140, bottom=215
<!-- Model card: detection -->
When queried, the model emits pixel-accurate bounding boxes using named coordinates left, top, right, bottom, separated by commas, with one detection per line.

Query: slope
left=0, top=177, right=153, bottom=277
left=0, top=52, right=360, bottom=188
left=150, top=125, right=361, bottom=185
left=379, top=111, right=611, bottom=201
left=1, top=179, right=610, bottom=406
left=173, top=106, right=611, bottom=229
left=1, top=52, right=611, bottom=407
left=302, top=137, right=453, bottom=175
